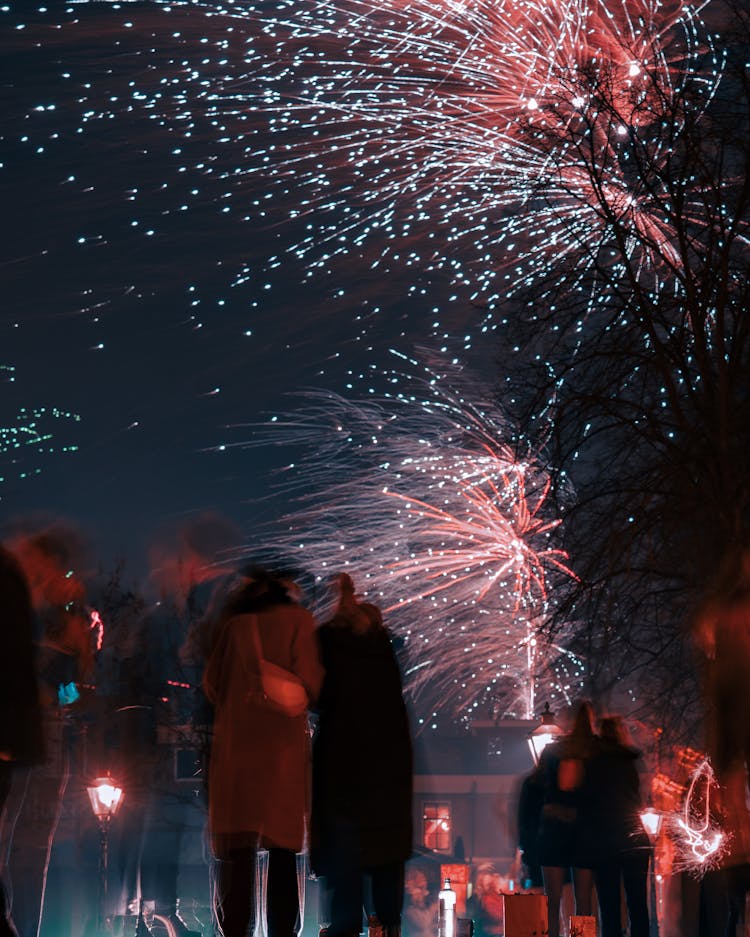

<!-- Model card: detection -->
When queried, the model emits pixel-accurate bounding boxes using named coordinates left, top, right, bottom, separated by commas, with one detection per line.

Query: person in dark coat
left=203, top=570, right=324, bottom=937
left=3, top=532, right=92, bottom=937
left=517, top=764, right=545, bottom=891
left=536, top=701, right=599, bottom=937
left=590, top=716, right=650, bottom=937
left=311, top=574, right=413, bottom=937
left=0, top=545, right=44, bottom=937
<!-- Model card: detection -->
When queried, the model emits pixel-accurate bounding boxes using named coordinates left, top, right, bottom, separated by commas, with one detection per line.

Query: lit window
left=423, top=801, right=452, bottom=851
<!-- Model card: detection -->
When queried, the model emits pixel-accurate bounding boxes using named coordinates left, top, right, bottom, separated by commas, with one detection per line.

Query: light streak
left=90, top=608, right=104, bottom=652
left=5, top=0, right=732, bottom=353
left=672, top=758, right=727, bottom=875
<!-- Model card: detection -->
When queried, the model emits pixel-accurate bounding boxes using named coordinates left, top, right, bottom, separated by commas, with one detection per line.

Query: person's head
left=405, top=869, right=429, bottom=905
left=475, top=864, right=499, bottom=895
left=570, top=700, right=596, bottom=739
left=221, top=568, right=294, bottom=617
left=331, top=572, right=381, bottom=633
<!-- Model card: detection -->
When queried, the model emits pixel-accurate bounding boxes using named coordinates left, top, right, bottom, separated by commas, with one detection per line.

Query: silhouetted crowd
left=3, top=528, right=750, bottom=937
left=0, top=534, right=412, bottom=937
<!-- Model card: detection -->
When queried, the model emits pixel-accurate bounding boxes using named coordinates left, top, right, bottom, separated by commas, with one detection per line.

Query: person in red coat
left=203, top=570, right=324, bottom=937
left=311, top=574, right=413, bottom=937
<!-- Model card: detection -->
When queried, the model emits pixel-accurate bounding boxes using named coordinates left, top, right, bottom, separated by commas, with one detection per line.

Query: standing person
left=4, top=530, right=93, bottom=937
left=693, top=546, right=750, bottom=936
left=536, top=701, right=599, bottom=937
left=516, top=764, right=545, bottom=893
left=0, top=545, right=44, bottom=937
left=311, top=574, right=413, bottom=937
left=590, top=716, right=650, bottom=937
left=202, top=569, right=323, bottom=937
left=469, top=864, right=504, bottom=937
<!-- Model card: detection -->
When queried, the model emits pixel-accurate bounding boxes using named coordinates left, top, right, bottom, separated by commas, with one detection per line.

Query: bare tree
left=499, top=0, right=750, bottom=742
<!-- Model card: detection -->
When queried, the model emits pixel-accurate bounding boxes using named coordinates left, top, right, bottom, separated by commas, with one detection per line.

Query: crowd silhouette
left=2, top=528, right=750, bottom=937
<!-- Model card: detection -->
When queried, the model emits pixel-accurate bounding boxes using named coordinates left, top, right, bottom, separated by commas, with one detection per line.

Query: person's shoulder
left=279, top=603, right=316, bottom=628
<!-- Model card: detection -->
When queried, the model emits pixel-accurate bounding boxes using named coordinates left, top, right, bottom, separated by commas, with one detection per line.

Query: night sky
left=1, top=0, right=482, bottom=578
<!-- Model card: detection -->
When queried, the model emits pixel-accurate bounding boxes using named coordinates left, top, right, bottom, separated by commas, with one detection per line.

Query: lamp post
left=639, top=806, right=663, bottom=937
left=87, top=776, right=124, bottom=935
left=527, top=702, right=563, bottom=765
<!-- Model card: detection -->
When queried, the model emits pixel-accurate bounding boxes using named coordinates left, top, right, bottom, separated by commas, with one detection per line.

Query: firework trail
left=235, top=351, right=582, bottom=722
left=233, top=0, right=724, bottom=307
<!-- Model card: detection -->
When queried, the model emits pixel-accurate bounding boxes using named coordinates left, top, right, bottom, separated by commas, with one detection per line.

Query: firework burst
left=237, top=351, right=582, bottom=722
left=233, top=0, right=724, bottom=310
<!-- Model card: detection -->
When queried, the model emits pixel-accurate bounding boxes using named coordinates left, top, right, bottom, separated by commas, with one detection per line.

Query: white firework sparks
left=235, top=351, right=583, bottom=722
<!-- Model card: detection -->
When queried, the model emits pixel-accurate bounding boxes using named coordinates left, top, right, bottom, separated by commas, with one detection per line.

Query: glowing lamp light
left=640, top=806, right=663, bottom=840
left=628, top=62, right=641, bottom=76
left=87, top=776, right=123, bottom=933
left=528, top=702, right=563, bottom=764
left=87, top=777, right=123, bottom=823
left=526, top=97, right=539, bottom=111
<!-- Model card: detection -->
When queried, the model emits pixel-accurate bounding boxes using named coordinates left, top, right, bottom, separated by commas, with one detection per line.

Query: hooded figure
left=311, top=573, right=413, bottom=937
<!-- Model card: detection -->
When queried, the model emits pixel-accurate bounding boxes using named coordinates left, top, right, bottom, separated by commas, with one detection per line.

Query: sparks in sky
left=0, top=366, right=81, bottom=487
left=4, top=0, right=728, bottom=353
left=242, top=351, right=582, bottom=722
left=236, top=0, right=724, bottom=312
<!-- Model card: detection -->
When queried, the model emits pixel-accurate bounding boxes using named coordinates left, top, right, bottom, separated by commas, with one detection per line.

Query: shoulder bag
left=241, top=614, right=309, bottom=717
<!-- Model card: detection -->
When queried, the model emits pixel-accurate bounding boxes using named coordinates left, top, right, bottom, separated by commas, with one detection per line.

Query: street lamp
left=527, top=702, right=563, bottom=765
left=639, top=805, right=663, bottom=937
left=87, top=776, right=124, bottom=935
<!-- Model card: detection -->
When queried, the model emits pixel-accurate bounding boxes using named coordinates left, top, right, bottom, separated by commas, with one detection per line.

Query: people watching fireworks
left=535, top=700, right=599, bottom=937
left=202, top=569, right=323, bottom=937
left=589, top=715, right=650, bottom=937
left=310, top=573, right=413, bottom=937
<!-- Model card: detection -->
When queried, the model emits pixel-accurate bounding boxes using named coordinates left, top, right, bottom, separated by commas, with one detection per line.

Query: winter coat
left=310, top=618, right=413, bottom=873
left=536, top=732, right=600, bottom=869
left=588, top=740, right=649, bottom=862
left=203, top=603, right=324, bottom=854
left=517, top=769, right=545, bottom=887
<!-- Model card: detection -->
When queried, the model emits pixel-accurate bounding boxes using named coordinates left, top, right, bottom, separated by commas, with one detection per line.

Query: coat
left=588, top=740, right=649, bottom=862
left=536, top=732, right=600, bottom=869
left=203, top=603, right=323, bottom=854
left=310, top=618, right=413, bottom=873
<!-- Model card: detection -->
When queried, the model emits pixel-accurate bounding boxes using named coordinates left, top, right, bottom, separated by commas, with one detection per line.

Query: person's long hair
left=220, top=568, right=294, bottom=619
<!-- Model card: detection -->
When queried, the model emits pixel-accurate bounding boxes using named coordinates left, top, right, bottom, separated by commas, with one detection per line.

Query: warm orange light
left=86, top=777, right=124, bottom=821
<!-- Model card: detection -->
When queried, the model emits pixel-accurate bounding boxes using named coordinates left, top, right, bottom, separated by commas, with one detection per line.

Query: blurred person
left=536, top=701, right=599, bottom=937
left=402, top=867, right=437, bottom=937
left=516, top=764, right=545, bottom=893
left=202, top=569, right=323, bottom=937
left=693, top=547, right=750, bottom=937
left=0, top=545, right=45, bottom=937
left=469, top=864, right=503, bottom=937
left=3, top=530, right=94, bottom=937
left=589, top=715, right=650, bottom=937
left=694, top=547, right=750, bottom=811
left=310, top=574, right=413, bottom=937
